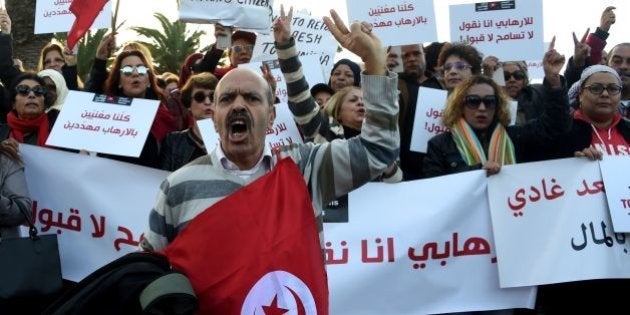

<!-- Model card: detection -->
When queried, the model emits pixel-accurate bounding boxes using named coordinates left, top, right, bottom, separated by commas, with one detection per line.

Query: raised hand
left=95, top=33, right=116, bottom=60
left=572, top=28, right=591, bottom=67
left=543, top=36, right=565, bottom=88
left=323, top=9, right=385, bottom=75
left=600, top=6, right=616, bottom=33
left=272, top=5, right=293, bottom=45
left=260, top=62, right=277, bottom=96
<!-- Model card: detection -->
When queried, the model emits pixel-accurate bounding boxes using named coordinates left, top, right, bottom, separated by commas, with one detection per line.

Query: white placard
left=46, top=91, right=160, bottom=157
left=196, top=118, right=219, bottom=153
left=347, top=0, right=438, bottom=46
left=410, top=87, right=448, bottom=153
left=599, top=156, right=630, bottom=232
left=178, top=0, right=273, bottom=33
left=240, top=56, right=326, bottom=104
left=251, top=12, right=337, bottom=76
left=449, top=0, right=544, bottom=62
left=488, top=158, right=630, bottom=288
left=20, top=145, right=169, bottom=282
left=34, top=0, right=111, bottom=35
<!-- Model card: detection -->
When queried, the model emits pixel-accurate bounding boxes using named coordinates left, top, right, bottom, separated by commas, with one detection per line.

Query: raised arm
left=273, top=6, right=323, bottom=139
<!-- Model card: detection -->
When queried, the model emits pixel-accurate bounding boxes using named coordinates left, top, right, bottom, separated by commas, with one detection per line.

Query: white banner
left=346, top=0, right=438, bottom=46
left=488, top=158, right=630, bottom=288
left=20, top=144, right=534, bottom=312
left=46, top=91, right=160, bottom=157
left=20, top=145, right=169, bottom=282
left=34, top=0, right=111, bottom=35
left=330, top=173, right=536, bottom=314
left=178, top=0, right=273, bottom=33
left=599, top=156, right=630, bottom=232
left=251, top=12, right=337, bottom=76
left=449, top=0, right=544, bottom=62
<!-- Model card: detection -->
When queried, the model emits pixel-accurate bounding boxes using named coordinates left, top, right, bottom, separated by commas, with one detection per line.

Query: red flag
left=163, top=158, right=329, bottom=314
left=66, top=0, right=108, bottom=50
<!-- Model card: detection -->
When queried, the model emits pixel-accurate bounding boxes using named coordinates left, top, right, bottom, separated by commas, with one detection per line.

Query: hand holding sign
left=324, top=10, right=386, bottom=76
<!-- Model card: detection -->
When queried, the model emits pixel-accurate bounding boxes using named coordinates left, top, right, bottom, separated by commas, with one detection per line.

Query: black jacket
left=159, top=129, right=206, bottom=172
left=423, top=79, right=570, bottom=178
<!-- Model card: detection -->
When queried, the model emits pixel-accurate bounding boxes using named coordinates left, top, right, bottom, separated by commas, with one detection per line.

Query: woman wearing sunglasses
left=97, top=50, right=176, bottom=168
left=0, top=73, right=55, bottom=148
left=484, top=58, right=550, bottom=126
left=159, top=73, right=218, bottom=171
left=423, top=41, right=570, bottom=179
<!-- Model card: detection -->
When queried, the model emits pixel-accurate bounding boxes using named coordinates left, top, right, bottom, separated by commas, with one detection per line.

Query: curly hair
left=437, top=43, right=483, bottom=75
left=442, top=75, right=510, bottom=128
left=104, top=50, right=163, bottom=101
left=180, top=73, right=219, bottom=109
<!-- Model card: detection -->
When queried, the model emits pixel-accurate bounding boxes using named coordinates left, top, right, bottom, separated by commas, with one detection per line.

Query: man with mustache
left=140, top=9, right=399, bottom=252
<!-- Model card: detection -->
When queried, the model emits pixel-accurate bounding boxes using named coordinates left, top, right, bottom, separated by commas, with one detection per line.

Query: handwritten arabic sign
left=34, top=0, right=111, bottom=34
left=196, top=101, right=304, bottom=152
left=449, top=0, right=544, bottom=61
left=46, top=91, right=160, bottom=157
left=599, top=156, right=630, bottom=232
left=178, top=0, right=273, bottom=33
left=250, top=12, right=337, bottom=76
left=410, top=87, right=448, bottom=153
left=20, top=145, right=169, bottom=282
left=347, top=0, right=437, bottom=46
left=329, top=173, right=536, bottom=314
left=488, top=157, right=630, bottom=288
left=240, top=56, right=326, bottom=104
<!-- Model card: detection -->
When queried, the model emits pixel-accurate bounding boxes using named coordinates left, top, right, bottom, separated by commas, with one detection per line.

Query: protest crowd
left=0, top=0, right=629, bottom=314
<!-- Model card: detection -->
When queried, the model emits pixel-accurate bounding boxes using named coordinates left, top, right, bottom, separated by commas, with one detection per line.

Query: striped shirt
left=140, top=39, right=399, bottom=252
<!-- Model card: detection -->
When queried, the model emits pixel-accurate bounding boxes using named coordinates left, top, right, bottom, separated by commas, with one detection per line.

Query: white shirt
left=215, top=145, right=273, bottom=180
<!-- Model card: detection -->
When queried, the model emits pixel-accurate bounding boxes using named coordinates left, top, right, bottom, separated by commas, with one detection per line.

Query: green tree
left=131, top=13, right=205, bottom=74
left=54, top=29, right=108, bottom=82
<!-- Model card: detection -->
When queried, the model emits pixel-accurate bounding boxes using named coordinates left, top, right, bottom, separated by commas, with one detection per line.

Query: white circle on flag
left=241, top=270, right=317, bottom=315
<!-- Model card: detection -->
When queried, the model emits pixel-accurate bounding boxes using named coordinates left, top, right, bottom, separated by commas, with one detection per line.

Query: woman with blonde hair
left=423, top=43, right=570, bottom=178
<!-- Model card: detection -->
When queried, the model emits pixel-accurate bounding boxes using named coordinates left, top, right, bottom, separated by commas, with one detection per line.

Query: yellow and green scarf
left=450, top=118, right=516, bottom=166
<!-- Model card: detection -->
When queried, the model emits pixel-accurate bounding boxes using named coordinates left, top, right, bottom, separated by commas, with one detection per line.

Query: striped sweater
left=140, top=39, right=399, bottom=252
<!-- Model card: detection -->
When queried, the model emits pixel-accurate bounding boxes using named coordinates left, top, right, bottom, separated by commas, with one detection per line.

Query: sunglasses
left=504, top=70, right=526, bottom=81
left=583, top=84, right=622, bottom=95
left=443, top=61, right=472, bottom=72
left=120, top=65, right=149, bottom=76
left=193, top=91, right=214, bottom=103
left=16, top=84, right=47, bottom=97
left=464, top=95, right=498, bottom=109
left=230, top=44, right=254, bottom=54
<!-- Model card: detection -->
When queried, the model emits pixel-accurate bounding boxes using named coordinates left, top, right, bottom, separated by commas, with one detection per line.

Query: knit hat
left=231, top=31, right=257, bottom=44
left=579, top=65, right=622, bottom=88
left=310, top=83, right=334, bottom=98
left=329, top=59, right=361, bottom=87
left=38, top=69, right=68, bottom=111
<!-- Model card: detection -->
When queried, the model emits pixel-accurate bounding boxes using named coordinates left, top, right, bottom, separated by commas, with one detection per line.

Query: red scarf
left=7, top=111, right=50, bottom=146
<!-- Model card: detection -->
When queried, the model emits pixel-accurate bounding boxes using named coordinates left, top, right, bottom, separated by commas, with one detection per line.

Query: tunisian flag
left=163, top=158, right=329, bottom=314
left=66, top=0, right=109, bottom=50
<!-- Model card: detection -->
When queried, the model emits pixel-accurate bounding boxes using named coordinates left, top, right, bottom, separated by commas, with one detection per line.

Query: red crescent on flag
left=286, top=286, right=307, bottom=315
